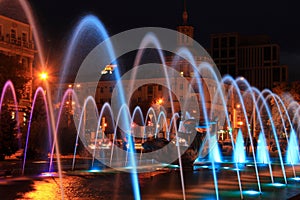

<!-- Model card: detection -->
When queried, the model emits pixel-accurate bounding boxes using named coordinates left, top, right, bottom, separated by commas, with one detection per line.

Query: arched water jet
left=22, top=87, right=52, bottom=175
left=261, top=90, right=298, bottom=176
left=211, top=76, right=244, bottom=198
left=49, top=88, right=80, bottom=172
left=241, top=88, right=274, bottom=182
left=175, top=47, right=219, bottom=200
left=0, top=81, right=21, bottom=147
left=168, top=112, right=180, bottom=141
left=92, top=103, right=115, bottom=168
left=72, top=96, right=99, bottom=170
left=222, top=75, right=262, bottom=193
left=16, top=1, right=67, bottom=197
left=155, top=111, right=168, bottom=138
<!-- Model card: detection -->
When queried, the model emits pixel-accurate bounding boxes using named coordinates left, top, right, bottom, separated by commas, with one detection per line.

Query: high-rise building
left=210, top=32, right=288, bottom=90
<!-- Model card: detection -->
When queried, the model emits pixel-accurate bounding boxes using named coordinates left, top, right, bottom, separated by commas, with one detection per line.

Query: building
left=0, top=14, right=36, bottom=123
left=210, top=32, right=288, bottom=90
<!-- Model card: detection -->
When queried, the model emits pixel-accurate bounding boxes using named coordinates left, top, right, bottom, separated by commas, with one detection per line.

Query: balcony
left=0, top=34, right=35, bottom=50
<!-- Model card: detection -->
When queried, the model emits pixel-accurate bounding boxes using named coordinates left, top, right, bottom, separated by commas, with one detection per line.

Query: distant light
left=76, top=84, right=81, bottom=88
left=240, top=77, right=245, bottom=80
left=101, top=64, right=117, bottom=74
left=237, top=121, right=244, bottom=126
left=68, top=84, right=72, bottom=88
left=223, top=166, right=230, bottom=169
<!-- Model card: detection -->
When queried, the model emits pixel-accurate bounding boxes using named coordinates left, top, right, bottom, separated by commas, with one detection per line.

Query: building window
left=229, top=49, right=235, bottom=57
left=272, top=46, right=277, bottom=61
left=213, top=50, right=219, bottom=58
left=229, top=37, right=236, bottom=47
left=221, top=37, right=227, bottom=48
left=221, top=50, right=227, bottom=58
left=213, top=38, right=219, bottom=48
left=22, top=32, right=28, bottom=42
left=180, top=96, right=184, bottom=102
left=281, top=68, right=286, bottom=81
left=0, top=25, right=2, bottom=36
left=100, top=87, right=104, bottom=93
left=158, top=85, right=162, bottom=91
left=148, top=85, right=153, bottom=93
left=264, top=47, right=271, bottom=61
left=11, top=29, right=16, bottom=39
left=273, top=68, right=280, bottom=82
left=109, top=87, right=113, bottom=93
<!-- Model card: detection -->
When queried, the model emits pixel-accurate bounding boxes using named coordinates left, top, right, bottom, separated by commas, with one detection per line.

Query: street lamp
left=39, top=72, right=48, bottom=81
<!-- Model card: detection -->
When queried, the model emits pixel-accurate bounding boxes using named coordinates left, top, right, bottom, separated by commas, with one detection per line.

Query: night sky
left=6, top=0, right=300, bottom=81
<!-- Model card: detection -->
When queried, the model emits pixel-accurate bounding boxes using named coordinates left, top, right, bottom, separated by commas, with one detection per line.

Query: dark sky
left=20, top=0, right=300, bottom=81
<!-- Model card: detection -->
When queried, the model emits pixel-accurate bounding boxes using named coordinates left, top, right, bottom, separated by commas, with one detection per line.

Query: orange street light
left=39, top=72, right=48, bottom=81
left=237, top=121, right=244, bottom=126
left=156, top=98, right=163, bottom=105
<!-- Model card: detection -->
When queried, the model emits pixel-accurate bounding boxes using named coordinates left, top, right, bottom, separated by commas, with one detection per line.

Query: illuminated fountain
left=1, top=1, right=300, bottom=200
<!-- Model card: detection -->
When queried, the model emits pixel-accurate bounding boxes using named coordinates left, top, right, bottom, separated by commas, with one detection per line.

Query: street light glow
left=40, top=72, right=48, bottom=81
left=156, top=98, right=163, bottom=105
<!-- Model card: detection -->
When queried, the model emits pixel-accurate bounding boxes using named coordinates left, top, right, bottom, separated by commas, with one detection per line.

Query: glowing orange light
left=237, top=121, right=243, bottom=126
left=39, top=72, right=48, bottom=81
left=156, top=98, right=163, bottom=105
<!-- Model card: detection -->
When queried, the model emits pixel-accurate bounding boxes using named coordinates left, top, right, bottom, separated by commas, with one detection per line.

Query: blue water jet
left=286, top=129, right=300, bottom=165
left=234, top=129, right=246, bottom=163
left=256, top=132, right=270, bottom=164
left=209, top=134, right=222, bottom=163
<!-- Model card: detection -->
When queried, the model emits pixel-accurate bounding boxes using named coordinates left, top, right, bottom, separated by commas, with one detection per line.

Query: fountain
left=1, top=1, right=300, bottom=200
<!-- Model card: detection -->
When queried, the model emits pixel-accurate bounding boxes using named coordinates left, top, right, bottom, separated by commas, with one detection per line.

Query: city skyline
left=2, top=0, right=299, bottom=82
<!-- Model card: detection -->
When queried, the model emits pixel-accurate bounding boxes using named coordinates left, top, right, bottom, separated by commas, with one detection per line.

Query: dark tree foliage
left=0, top=54, right=31, bottom=101
left=23, top=96, right=50, bottom=160
left=0, top=104, right=19, bottom=160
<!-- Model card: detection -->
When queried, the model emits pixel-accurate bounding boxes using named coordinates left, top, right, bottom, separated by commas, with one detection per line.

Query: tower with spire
left=177, top=0, right=194, bottom=46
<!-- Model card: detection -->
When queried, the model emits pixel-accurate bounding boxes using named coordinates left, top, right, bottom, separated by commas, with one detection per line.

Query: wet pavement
left=1, top=160, right=300, bottom=199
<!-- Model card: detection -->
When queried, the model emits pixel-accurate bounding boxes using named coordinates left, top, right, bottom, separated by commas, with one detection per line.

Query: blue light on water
left=290, top=177, right=300, bottom=181
left=243, top=190, right=260, bottom=195
left=270, top=183, right=285, bottom=187
left=39, top=172, right=57, bottom=177
left=88, top=168, right=102, bottom=173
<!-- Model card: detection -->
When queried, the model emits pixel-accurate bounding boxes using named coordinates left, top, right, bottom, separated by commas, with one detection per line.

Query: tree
left=0, top=54, right=31, bottom=101
left=270, top=82, right=300, bottom=137
left=23, top=96, right=50, bottom=160
left=0, top=104, right=19, bottom=160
